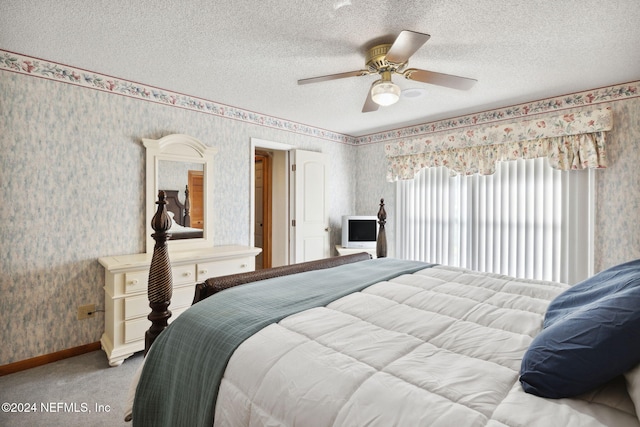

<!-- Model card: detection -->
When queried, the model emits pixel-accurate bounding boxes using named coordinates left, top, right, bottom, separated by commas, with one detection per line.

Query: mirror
left=158, top=160, right=204, bottom=233
left=143, top=134, right=217, bottom=253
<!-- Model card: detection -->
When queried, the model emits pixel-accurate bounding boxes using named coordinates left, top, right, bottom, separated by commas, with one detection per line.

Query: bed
left=162, top=186, right=203, bottom=240
left=127, top=198, right=640, bottom=427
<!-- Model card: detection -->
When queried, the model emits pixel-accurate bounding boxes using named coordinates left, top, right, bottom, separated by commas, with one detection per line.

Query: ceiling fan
left=298, top=30, right=477, bottom=112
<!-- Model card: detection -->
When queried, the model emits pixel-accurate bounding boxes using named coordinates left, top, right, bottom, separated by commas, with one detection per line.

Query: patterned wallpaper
left=1, top=49, right=639, bottom=365
left=593, top=97, right=640, bottom=269
left=0, top=71, right=357, bottom=365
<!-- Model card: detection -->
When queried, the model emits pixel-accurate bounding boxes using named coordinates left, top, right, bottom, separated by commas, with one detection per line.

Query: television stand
left=335, top=245, right=377, bottom=258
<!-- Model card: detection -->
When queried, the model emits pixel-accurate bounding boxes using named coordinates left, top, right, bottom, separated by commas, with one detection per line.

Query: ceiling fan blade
left=298, top=70, right=370, bottom=85
left=385, top=30, right=431, bottom=64
left=362, top=82, right=379, bottom=113
left=403, top=68, right=477, bottom=90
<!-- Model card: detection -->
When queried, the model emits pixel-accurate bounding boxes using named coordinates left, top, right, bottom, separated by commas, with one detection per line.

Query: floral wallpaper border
left=0, top=49, right=355, bottom=145
left=384, top=106, right=613, bottom=157
left=1, top=49, right=638, bottom=147
left=356, top=83, right=638, bottom=145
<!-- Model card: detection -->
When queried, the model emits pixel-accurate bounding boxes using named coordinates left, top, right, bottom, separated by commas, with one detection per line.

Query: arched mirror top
left=143, top=133, right=216, bottom=159
left=143, top=134, right=217, bottom=254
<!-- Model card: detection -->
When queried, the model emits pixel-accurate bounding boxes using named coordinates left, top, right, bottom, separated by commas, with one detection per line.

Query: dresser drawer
left=124, top=286, right=194, bottom=321
left=124, top=306, right=190, bottom=343
left=124, top=295, right=148, bottom=321
left=123, top=292, right=194, bottom=343
left=171, top=286, right=196, bottom=309
left=172, top=264, right=196, bottom=285
left=124, top=271, right=149, bottom=294
left=123, top=317, right=148, bottom=344
left=123, top=265, right=194, bottom=296
left=197, top=257, right=254, bottom=281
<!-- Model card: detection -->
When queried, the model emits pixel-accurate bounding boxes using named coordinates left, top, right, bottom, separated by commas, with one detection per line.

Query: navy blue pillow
left=520, top=259, right=640, bottom=398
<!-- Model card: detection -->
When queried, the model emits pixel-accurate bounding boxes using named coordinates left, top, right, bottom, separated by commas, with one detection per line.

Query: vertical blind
left=396, top=157, right=593, bottom=284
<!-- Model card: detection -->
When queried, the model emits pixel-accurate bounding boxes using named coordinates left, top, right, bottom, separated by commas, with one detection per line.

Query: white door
left=290, top=150, right=329, bottom=263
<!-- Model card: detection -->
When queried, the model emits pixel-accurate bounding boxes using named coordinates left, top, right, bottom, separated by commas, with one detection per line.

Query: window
left=396, top=157, right=593, bottom=284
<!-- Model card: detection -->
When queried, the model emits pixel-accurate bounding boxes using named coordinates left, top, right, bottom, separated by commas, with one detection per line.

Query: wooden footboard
left=144, top=195, right=386, bottom=354
left=192, top=252, right=372, bottom=305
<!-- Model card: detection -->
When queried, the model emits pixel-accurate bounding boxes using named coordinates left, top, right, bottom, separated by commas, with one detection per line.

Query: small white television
left=341, top=215, right=378, bottom=249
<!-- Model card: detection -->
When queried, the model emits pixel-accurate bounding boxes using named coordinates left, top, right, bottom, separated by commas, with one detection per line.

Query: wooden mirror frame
left=143, top=134, right=217, bottom=253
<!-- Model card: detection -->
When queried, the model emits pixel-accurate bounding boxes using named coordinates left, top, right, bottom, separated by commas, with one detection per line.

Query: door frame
left=250, top=138, right=294, bottom=266
left=254, top=151, right=272, bottom=269
left=187, top=169, right=204, bottom=228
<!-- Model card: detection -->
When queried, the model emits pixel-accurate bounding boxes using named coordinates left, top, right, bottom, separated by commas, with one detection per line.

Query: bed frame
left=161, top=186, right=191, bottom=227
left=160, top=186, right=204, bottom=240
left=192, top=251, right=373, bottom=305
left=144, top=193, right=388, bottom=354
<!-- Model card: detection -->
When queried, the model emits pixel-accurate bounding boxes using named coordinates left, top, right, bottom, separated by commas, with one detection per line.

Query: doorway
left=188, top=170, right=204, bottom=229
left=254, top=152, right=272, bottom=269
left=250, top=139, right=331, bottom=266
left=251, top=138, right=292, bottom=268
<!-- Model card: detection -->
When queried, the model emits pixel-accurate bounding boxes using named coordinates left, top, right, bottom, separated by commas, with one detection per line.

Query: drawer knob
left=183, top=271, right=192, bottom=277
left=127, top=279, right=139, bottom=286
left=199, top=269, right=208, bottom=275
left=241, top=264, right=247, bottom=268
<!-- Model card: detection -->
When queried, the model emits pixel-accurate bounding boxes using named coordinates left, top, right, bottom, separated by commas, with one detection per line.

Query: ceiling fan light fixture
left=371, top=79, right=401, bottom=106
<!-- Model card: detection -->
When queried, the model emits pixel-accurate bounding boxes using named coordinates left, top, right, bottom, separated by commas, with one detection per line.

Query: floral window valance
left=385, top=106, right=613, bottom=180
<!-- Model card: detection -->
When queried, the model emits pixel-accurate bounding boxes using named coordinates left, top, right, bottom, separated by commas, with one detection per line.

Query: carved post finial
left=145, top=191, right=173, bottom=355
left=150, top=191, right=172, bottom=241
left=376, top=198, right=387, bottom=258
left=184, top=185, right=191, bottom=227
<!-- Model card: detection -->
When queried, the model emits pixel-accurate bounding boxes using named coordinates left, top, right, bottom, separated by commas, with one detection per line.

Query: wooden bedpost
left=183, top=184, right=191, bottom=227
left=145, top=191, right=173, bottom=356
left=376, top=198, right=387, bottom=258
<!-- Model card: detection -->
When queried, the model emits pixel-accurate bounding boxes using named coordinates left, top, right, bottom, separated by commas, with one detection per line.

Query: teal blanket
left=132, top=258, right=431, bottom=426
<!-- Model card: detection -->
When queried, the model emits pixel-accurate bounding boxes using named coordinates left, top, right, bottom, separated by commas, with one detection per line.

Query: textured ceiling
left=2, top=0, right=639, bottom=137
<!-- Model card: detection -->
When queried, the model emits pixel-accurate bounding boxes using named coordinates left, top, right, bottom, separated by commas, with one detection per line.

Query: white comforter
left=214, top=265, right=639, bottom=427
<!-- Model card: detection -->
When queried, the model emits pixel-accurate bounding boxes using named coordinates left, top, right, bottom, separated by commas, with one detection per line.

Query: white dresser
left=98, top=245, right=261, bottom=366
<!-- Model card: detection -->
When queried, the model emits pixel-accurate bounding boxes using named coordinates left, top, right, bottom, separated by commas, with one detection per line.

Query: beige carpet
left=0, top=350, right=143, bottom=427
